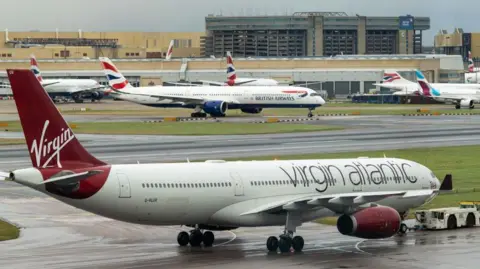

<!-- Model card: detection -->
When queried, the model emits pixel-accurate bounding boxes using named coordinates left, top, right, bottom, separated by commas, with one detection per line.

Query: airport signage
left=399, top=16, right=414, bottom=30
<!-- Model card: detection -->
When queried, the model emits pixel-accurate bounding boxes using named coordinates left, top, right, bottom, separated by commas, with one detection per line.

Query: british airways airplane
left=1, top=69, right=448, bottom=253
left=29, top=55, right=106, bottom=103
left=99, top=57, right=325, bottom=117
left=199, top=51, right=280, bottom=86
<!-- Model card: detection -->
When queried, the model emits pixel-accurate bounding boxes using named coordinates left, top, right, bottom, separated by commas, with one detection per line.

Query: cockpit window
left=430, top=171, right=436, bottom=178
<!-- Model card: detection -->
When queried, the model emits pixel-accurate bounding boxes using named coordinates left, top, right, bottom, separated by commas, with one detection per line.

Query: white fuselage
left=382, top=82, right=480, bottom=91
left=14, top=158, right=439, bottom=227
left=465, top=72, right=480, bottom=84
left=234, top=78, right=279, bottom=86
left=41, top=79, right=102, bottom=96
left=427, top=88, right=480, bottom=103
left=112, top=86, right=324, bottom=109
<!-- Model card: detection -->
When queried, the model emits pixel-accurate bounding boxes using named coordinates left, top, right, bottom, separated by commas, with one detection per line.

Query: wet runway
left=2, top=122, right=480, bottom=170
left=2, top=114, right=480, bottom=268
left=1, top=182, right=479, bottom=269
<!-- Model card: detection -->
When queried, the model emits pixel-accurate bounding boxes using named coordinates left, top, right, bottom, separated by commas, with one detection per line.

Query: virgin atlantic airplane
left=0, top=69, right=448, bottom=253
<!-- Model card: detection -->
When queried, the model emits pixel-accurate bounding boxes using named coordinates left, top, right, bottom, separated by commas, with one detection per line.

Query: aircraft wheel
left=266, top=236, right=278, bottom=252
left=189, top=230, right=203, bottom=247
left=202, top=231, right=215, bottom=247
left=292, top=236, right=304, bottom=252
left=399, top=223, right=408, bottom=234
left=177, top=231, right=189, bottom=246
left=278, top=235, right=292, bottom=253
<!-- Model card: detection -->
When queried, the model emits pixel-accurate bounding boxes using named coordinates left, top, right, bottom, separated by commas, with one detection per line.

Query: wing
left=0, top=170, right=10, bottom=180
left=68, top=85, right=107, bottom=94
left=122, top=89, right=240, bottom=105
left=240, top=190, right=436, bottom=216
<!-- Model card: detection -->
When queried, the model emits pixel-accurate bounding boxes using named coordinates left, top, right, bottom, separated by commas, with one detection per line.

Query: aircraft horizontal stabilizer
left=39, top=170, right=104, bottom=185
left=0, top=171, right=10, bottom=180
left=240, top=190, right=408, bottom=216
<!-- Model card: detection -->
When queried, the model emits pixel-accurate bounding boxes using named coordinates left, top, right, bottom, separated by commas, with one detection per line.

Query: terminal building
left=434, top=28, right=480, bottom=65
left=201, top=12, right=430, bottom=57
left=0, top=12, right=468, bottom=99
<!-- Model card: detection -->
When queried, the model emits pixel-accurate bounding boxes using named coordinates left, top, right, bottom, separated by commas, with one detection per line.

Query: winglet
left=439, top=174, right=453, bottom=191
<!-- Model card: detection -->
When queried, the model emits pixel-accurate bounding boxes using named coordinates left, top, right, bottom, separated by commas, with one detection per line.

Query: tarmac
left=0, top=182, right=479, bottom=269
left=1, top=105, right=480, bottom=268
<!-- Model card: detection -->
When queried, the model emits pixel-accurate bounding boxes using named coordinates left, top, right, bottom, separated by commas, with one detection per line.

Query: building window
left=83, top=53, right=87, bottom=57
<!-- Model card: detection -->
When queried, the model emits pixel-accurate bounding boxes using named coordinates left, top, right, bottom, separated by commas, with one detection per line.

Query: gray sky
left=4, top=0, right=479, bottom=45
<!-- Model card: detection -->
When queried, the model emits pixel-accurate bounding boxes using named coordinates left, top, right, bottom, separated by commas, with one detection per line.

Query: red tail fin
left=7, top=69, right=106, bottom=169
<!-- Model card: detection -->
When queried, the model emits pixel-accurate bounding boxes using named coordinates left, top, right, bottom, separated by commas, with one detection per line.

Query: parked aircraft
left=465, top=51, right=480, bottom=83
left=1, top=69, right=447, bottom=253
left=416, top=69, right=480, bottom=109
left=29, top=55, right=106, bottom=103
left=375, top=70, right=480, bottom=96
left=199, top=51, right=279, bottom=86
left=99, top=57, right=324, bottom=117
left=165, top=40, right=174, bottom=60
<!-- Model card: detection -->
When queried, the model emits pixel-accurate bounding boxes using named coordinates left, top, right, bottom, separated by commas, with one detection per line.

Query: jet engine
left=336, top=206, right=401, bottom=239
left=91, top=91, right=104, bottom=100
left=241, top=108, right=263, bottom=114
left=203, top=101, right=228, bottom=117
left=457, top=99, right=474, bottom=109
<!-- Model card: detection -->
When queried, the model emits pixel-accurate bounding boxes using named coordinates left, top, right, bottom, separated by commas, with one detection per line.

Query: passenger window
left=163, top=183, right=166, bottom=188
left=155, top=183, right=158, bottom=188
left=142, top=183, right=145, bottom=188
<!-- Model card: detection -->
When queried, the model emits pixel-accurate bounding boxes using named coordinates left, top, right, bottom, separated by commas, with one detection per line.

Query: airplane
left=99, top=57, right=325, bottom=117
left=465, top=51, right=480, bottom=83
left=199, top=51, right=280, bottom=86
left=416, top=69, right=480, bottom=109
left=374, top=70, right=480, bottom=96
left=165, top=40, right=174, bottom=60
left=29, top=54, right=106, bottom=103
left=1, top=68, right=448, bottom=253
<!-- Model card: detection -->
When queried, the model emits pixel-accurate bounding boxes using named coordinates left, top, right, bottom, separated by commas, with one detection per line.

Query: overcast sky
left=3, top=0, right=478, bottom=45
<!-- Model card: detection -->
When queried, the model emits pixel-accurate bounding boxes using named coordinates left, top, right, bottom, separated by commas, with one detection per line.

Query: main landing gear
left=191, top=105, right=207, bottom=118
left=177, top=229, right=215, bottom=247
left=266, top=211, right=304, bottom=253
left=397, top=211, right=408, bottom=235
left=307, top=108, right=314, bottom=118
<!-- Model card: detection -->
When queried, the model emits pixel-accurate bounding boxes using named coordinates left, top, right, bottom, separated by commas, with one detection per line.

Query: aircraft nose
left=318, top=96, right=326, bottom=105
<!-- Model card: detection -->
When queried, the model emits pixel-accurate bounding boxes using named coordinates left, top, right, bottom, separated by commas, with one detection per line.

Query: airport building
left=201, top=12, right=430, bottom=57
left=0, top=30, right=204, bottom=60
left=434, top=28, right=480, bottom=64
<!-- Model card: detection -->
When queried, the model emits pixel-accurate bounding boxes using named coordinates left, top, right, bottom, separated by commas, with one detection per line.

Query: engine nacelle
left=459, top=99, right=474, bottom=109
left=203, top=100, right=228, bottom=117
left=90, top=91, right=104, bottom=100
left=226, top=79, right=235, bottom=86
left=336, top=206, right=401, bottom=239
left=241, top=107, right=263, bottom=114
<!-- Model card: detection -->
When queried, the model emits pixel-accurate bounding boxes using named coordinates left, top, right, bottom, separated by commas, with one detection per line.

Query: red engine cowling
left=336, top=206, right=401, bottom=239
left=226, top=79, right=235, bottom=86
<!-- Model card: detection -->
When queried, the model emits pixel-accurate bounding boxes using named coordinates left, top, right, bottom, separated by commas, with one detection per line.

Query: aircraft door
left=230, top=172, right=244, bottom=196
left=117, top=173, right=131, bottom=198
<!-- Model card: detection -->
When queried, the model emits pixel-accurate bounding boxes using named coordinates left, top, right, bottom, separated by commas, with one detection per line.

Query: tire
left=292, top=236, right=304, bottom=252
left=189, top=230, right=203, bottom=247
left=466, top=213, right=476, bottom=228
left=177, top=231, right=189, bottom=246
left=202, top=231, right=215, bottom=247
left=278, top=237, right=291, bottom=253
left=266, top=236, right=278, bottom=252
left=447, top=215, right=457, bottom=230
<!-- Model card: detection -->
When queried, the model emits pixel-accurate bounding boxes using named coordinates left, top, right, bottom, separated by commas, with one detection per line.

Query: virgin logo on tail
left=30, top=120, right=75, bottom=168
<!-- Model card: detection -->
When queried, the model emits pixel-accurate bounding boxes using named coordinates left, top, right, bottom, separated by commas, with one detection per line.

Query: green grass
left=0, top=220, right=19, bottom=241
left=0, top=121, right=344, bottom=135
left=224, top=145, right=480, bottom=225
left=54, top=103, right=474, bottom=117
left=0, top=138, right=25, bottom=145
